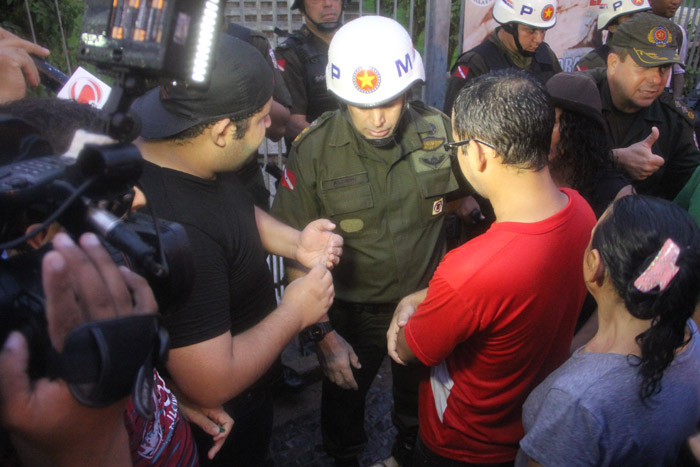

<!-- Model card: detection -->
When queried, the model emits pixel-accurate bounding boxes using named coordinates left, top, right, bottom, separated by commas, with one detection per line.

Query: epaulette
left=659, top=92, right=696, bottom=125
left=292, top=111, right=335, bottom=145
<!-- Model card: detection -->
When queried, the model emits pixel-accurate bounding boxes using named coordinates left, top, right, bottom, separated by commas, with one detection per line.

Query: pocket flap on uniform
left=417, top=167, right=458, bottom=199
left=321, top=183, right=374, bottom=216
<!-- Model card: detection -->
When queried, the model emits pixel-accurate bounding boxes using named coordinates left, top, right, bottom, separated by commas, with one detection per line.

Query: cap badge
left=541, top=4, right=554, bottom=20
left=353, top=67, right=381, bottom=94
left=648, top=26, right=672, bottom=46
left=632, top=0, right=644, bottom=5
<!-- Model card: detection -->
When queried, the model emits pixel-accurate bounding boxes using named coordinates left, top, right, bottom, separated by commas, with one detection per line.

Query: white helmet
left=597, top=0, right=651, bottom=30
left=492, top=0, right=557, bottom=29
left=326, top=16, right=425, bottom=108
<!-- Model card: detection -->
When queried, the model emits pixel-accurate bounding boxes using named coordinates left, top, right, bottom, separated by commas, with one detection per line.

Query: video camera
left=0, top=0, right=224, bottom=416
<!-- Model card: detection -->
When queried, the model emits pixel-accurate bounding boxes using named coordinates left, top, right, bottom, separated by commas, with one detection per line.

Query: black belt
left=334, top=299, right=397, bottom=315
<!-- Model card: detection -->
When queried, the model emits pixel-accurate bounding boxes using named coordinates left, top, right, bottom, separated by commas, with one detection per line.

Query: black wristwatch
left=305, top=322, right=334, bottom=342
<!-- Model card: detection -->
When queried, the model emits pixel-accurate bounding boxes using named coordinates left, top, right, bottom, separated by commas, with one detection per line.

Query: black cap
left=131, top=34, right=274, bottom=139
left=610, top=12, right=682, bottom=67
left=546, top=73, right=606, bottom=130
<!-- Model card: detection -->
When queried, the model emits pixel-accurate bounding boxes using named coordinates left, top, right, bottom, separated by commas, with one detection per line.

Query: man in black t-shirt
left=130, top=34, right=342, bottom=466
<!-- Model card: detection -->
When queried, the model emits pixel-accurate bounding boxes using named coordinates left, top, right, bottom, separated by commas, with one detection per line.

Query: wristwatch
left=305, top=322, right=334, bottom=342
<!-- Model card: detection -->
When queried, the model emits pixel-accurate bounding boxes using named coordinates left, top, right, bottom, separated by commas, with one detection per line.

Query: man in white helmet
left=574, top=0, right=651, bottom=71
left=443, top=0, right=561, bottom=114
left=271, top=16, right=467, bottom=467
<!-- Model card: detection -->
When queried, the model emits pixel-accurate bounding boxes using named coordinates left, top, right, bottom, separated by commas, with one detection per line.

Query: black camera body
left=0, top=135, right=193, bottom=405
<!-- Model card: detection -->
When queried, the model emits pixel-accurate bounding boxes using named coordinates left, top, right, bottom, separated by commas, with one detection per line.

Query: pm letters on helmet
left=395, top=53, right=413, bottom=77
left=520, top=5, right=533, bottom=15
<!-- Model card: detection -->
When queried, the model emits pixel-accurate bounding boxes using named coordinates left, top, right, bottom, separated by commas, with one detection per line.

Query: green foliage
left=1, top=0, right=86, bottom=75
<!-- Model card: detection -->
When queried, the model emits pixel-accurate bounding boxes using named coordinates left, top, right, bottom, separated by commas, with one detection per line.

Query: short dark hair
left=592, top=195, right=700, bottom=402
left=452, top=69, right=554, bottom=171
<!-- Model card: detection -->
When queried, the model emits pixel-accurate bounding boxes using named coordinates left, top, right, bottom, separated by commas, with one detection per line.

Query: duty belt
left=334, top=299, right=397, bottom=315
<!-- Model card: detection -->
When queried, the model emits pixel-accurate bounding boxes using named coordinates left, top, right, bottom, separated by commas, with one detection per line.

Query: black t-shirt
left=138, top=162, right=277, bottom=348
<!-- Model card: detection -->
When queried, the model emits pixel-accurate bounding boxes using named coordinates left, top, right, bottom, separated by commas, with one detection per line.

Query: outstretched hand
left=613, top=127, right=664, bottom=181
left=281, top=262, right=335, bottom=328
left=296, top=219, right=343, bottom=269
left=0, top=26, right=50, bottom=104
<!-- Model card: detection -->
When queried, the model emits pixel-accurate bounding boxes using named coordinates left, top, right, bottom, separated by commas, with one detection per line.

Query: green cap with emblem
left=610, top=12, right=682, bottom=67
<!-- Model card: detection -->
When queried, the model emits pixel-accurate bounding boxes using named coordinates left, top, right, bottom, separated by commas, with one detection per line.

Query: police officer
left=443, top=0, right=561, bottom=114
left=575, top=0, right=651, bottom=71
left=586, top=12, right=699, bottom=200
left=271, top=16, right=465, bottom=466
left=275, top=0, right=348, bottom=143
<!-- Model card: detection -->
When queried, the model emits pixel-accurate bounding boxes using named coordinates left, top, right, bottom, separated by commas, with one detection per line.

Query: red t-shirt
left=405, top=188, right=596, bottom=464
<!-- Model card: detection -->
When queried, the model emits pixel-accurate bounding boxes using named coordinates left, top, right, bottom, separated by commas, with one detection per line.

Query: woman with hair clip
left=546, top=72, right=633, bottom=218
left=516, top=195, right=700, bottom=466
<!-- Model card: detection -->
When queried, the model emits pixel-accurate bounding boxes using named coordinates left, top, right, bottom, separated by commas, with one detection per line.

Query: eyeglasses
left=443, top=138, right=496, bottom=153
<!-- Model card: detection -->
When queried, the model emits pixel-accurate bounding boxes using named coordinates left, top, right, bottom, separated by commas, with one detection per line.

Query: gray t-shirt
left=517, top=320, right=700, bottom=466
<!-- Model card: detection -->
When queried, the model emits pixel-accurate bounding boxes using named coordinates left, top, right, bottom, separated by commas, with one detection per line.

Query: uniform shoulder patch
left=660, top=92, right=696, bottom=125
left=292, top=111, right=335, bottom=145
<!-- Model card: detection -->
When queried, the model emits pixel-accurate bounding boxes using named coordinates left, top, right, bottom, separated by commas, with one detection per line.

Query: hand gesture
left=296, top=219, right=343, bottom=269
left=613, top=127, right=665, bottom=181
left=281, top=263, right=335, bottom=328
left=179, top=402, right=234, bottom=460
left=316, top=331, right=361, bottom=390
left=0, top=27, right=50, bottom=104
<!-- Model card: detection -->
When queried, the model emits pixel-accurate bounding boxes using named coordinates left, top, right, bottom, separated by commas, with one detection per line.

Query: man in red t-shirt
left=387, top=69, right=596, bottom=465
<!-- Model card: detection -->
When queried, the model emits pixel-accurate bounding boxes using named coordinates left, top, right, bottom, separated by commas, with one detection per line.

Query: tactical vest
left=280, top=31, right=337, bottom=123
left=469, top=40, right=557, bottom=84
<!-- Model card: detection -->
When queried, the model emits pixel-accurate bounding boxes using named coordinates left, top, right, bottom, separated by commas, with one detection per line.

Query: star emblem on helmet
left=541, top=4, right=554, bottom=20
left=353, top=67, right=381, bottom=94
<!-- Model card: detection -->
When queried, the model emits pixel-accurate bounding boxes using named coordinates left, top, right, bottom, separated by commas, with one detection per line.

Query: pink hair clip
left=634, top=239, right=681, bottom=293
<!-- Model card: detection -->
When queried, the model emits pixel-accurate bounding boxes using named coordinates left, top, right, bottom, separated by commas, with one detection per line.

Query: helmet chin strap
left=306, top=16, right=343, bottom=33
left=502, top=23, right=535, bottom=57
left=302, top=2, right=344, bottom=33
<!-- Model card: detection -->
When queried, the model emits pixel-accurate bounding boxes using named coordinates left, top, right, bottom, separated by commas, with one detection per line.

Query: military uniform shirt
left=589, top=70, right=700, bottom=199
left=271, top=103, right=461, bottom=303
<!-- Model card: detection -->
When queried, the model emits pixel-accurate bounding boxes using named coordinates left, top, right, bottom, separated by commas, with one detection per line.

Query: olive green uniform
left=587, top=69, right=700, bottom=199
left=270, top=101, right=461, bottom=462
